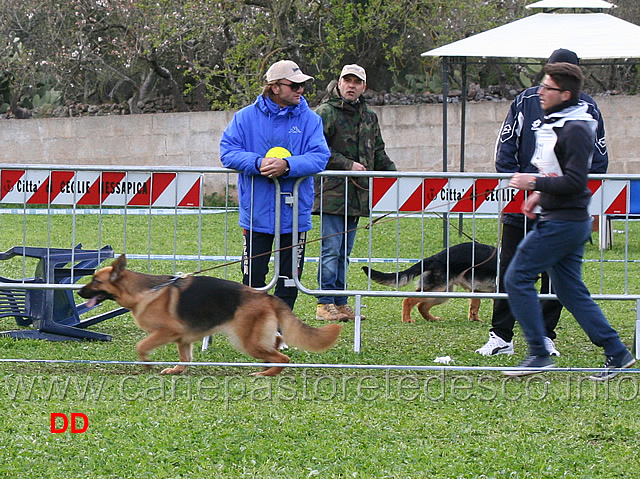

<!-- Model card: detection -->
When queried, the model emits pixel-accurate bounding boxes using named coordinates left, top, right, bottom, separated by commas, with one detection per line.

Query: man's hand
left=522, top=191, right=540, bottom=219
left=260, top=157, right=289, bottom=178
left=351, top=162, right=366, bottom=172
left=509, top=172, right=536, bottom=190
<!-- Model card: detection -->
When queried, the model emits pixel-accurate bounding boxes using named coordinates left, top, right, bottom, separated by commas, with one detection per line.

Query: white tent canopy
left=526, top=0, right=615, bottom=9
left=421, top=13, right=640, bottom=60
left=419, top=1, right=640, bottom=176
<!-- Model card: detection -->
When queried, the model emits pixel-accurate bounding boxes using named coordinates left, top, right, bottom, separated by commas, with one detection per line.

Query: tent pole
left=459, top=58, right=467, bottom=237
left=442, top=57, right=450, bottom=247
left=442, top=57, right=449, bottom=173
left=460, top=58, right=467, bottom=173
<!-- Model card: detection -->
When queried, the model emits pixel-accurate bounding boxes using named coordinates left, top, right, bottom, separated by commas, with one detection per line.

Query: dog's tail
left=271, top=297, right=341, bottom=352
left=361, top=260, right=426, bottom=288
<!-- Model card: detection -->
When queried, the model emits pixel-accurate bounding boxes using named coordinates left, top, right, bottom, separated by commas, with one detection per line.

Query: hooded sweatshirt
left=533, top=99, right=597, bottom=222
left=495, top=86, right=606, bottom=228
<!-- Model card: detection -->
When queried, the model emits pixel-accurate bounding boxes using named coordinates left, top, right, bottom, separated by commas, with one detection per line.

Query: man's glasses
left=539, top=83, right=565, bottom=92
left=277, top=81, right=305, bottom=92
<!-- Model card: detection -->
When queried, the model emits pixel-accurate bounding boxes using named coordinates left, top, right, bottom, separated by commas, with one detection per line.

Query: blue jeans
left=505, top=219, right=626, bottom=358
left=317, top=214, right=358, bottom=305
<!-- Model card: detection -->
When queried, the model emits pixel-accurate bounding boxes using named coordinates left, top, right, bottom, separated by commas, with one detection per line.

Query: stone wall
left=1, top=96, right=638, bottom=194
left=373, top=96, right=639, bottom=175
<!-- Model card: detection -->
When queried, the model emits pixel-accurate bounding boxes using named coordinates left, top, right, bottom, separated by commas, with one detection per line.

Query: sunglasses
left=277, top=81, right=305, bottom=92
left=538, top=83, right=565, bottom=92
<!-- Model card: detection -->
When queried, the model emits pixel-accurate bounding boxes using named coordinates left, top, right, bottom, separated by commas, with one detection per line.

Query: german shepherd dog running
left=362, top=242, right=497, bottom=323
left=78, top=255, right=341, bottom=376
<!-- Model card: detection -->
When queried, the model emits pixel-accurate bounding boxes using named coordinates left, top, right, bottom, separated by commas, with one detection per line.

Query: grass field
left=1, top=212, right=639, bottom=478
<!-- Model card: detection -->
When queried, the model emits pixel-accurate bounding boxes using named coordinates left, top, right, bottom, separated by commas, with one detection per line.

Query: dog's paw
left=251, top=366, right=285, bottom=377
left=469, top=316, right=483, bottom=322
left=160, top=366, right=185, bottom=375
left=402, top=317, right=416, bottom=323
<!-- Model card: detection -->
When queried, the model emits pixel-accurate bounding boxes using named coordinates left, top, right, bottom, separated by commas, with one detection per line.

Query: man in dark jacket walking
left=476, top=48, right=608, bottom=357
left=504, top=62, right=635, bottom=379
left=313, top=64, right=397, bottom=321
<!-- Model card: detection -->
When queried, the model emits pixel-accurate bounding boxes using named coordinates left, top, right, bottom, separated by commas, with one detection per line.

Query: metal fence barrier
left=301, top=171, right=640, bottom=356
left=1, top=165, right=639, bottom=358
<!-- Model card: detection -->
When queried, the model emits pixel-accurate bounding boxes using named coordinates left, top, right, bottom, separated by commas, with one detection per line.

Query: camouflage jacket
left=312, top=85, right=396, bottom=217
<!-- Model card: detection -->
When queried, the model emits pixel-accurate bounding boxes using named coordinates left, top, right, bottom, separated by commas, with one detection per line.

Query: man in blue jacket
left=476, top=49, right=608, bottom=357
left=220, top=60, right=330, bottom=311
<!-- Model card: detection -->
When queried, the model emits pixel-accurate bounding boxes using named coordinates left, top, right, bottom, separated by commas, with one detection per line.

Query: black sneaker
left=503, top=354, right=556, bottom=377
left=589, top=350, right=636, bottom=382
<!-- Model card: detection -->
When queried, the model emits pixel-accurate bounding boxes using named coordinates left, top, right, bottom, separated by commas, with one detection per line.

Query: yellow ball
left=265, top=147, right=292, bottom=158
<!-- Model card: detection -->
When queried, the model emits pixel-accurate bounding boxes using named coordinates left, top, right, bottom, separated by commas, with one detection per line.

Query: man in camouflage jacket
left=313, top=64, right=396, bottom=321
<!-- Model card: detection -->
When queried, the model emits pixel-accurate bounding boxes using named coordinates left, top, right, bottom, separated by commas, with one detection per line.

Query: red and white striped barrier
left=0, top=170, right=202, bottom=207
left=371, top=177, right=628, bottom=215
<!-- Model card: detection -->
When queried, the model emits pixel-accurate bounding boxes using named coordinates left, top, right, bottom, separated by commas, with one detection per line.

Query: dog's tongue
left=85, top=297, right=98, bottom=308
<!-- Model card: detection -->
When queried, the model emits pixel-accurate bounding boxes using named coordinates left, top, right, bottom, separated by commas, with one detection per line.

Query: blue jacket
left=220, top=95, right=329, bottom=234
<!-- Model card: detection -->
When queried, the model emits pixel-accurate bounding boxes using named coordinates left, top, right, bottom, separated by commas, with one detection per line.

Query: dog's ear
left=110, top=254, right=127, bottom=282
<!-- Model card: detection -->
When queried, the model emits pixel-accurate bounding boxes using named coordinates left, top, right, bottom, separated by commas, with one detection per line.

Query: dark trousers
left=242, top=230, right=306, bottom=311
left=505, top=219, right=626, bottom=358
left=491, top=222, right=563, bottom=342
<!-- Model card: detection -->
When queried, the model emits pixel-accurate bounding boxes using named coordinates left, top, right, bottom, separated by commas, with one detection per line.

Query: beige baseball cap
left=339, top=64, right=366, bottom=82
left=265, top=60, right=314, bottom=83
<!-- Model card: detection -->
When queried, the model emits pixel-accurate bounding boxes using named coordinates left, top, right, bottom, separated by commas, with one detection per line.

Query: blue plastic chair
left=0, top=244, right=127, bottom=341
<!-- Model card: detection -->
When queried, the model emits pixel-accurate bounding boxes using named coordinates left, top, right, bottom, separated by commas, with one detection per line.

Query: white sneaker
left=544, top=337, right=560, bottom=357
left=475, top=332, right=514, bottom=356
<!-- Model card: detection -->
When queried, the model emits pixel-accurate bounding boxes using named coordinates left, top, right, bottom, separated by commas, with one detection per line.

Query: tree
left=1, top=0, right=639, bottom=114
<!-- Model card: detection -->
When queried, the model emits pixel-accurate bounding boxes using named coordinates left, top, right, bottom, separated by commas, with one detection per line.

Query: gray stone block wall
left=1, top=96, right=637, bottom=194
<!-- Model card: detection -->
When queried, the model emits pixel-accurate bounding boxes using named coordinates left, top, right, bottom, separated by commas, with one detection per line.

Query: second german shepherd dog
left=78, top=255, right=341, bottom=376
left=362, top=242, right=497, bottom=323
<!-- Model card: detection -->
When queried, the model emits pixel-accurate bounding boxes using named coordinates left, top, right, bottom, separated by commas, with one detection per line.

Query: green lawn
left=1, top=212, right=639, bottom=478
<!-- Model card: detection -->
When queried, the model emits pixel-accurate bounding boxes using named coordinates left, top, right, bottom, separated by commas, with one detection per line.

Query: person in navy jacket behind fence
left=220, top=60, right=330, bottom=311
left=476, top=48, right=608, bottom=358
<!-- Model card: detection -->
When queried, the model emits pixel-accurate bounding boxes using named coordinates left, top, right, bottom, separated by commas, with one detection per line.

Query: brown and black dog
left=78, top=255, right=341, bottom=376
left=362, top=242, right=497, bottom=323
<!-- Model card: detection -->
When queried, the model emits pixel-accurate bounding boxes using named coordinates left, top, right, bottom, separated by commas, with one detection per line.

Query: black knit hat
left=547, top=48, right=579, bottom=65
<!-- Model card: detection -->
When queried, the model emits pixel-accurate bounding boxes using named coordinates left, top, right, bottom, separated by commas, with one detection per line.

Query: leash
left=365, top=208, right=498, bottom=276
left=182, top=184, right=516, bottom=278
left=150, top=273, right=191, bottom=291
